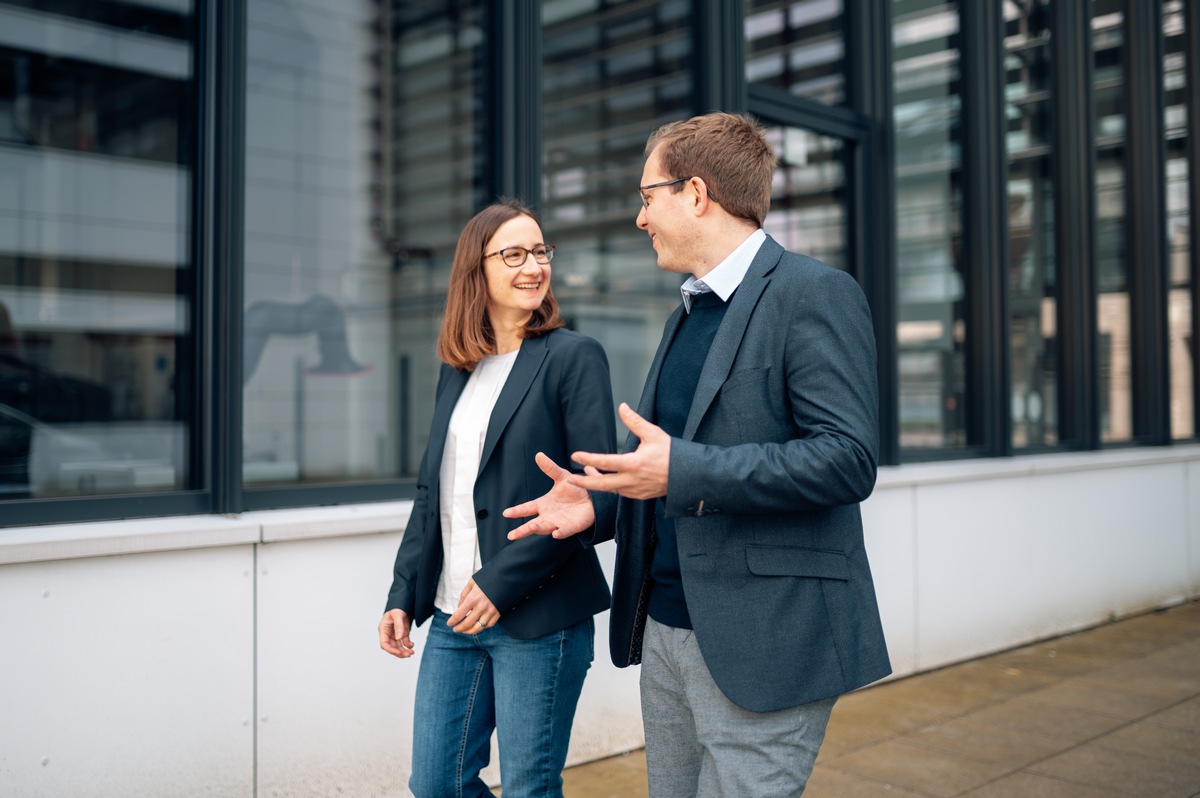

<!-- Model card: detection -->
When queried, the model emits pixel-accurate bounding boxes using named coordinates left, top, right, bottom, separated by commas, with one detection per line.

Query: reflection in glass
left=242, top=0, right=484, bottom=486
left=1164, top=0, right=1193, bottom=439
left=764, top=126, right=846, bottom=270
left=893, top=0, right=966, bottom=452
left=744, top=0, right=845, bottom=105
left=0, top=1, right=194, bottom=499
left=1094, top=1, right=1132, bottom=442
left=1005, top=0, right=1058, bottom=448
left=542, top=0, right=693, bottom=407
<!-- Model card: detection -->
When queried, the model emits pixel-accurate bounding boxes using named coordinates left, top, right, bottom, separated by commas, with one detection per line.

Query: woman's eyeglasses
left=484, top=244, right=555, bottom=267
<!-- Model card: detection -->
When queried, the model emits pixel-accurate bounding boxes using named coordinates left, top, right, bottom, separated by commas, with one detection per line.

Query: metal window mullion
left=847, top=0, right=897, bottom=466
left=1126, top=0, right=1170, bottom=443
left=694, top=0, right=746, bottom=113
left=488, top=0, right=541, bottom=209
left=1052, top=0, right=1099, bottom=449
left=960, top=0, right=1011, bottom=455
left=207, top=0, right=246, bottom=512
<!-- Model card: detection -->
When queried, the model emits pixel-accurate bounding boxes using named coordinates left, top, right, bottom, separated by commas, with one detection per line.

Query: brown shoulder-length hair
left=437, top=199, right=565, bottom=371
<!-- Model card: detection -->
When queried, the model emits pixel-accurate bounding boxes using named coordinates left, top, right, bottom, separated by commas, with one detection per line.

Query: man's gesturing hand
left=504, top=452, right=597, bottom=540
left=570, top=403, right=670, bottom=500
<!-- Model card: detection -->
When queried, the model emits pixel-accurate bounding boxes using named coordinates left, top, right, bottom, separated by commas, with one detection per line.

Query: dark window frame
left=1, top=0, right=218, bottom=526
left=6, top=0, right=1197, bottom=528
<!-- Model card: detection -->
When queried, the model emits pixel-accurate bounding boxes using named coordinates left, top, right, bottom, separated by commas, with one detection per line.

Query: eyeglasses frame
left=638, top=177, right=720, bottom=209
left=483, top=244, right=556, bottom=268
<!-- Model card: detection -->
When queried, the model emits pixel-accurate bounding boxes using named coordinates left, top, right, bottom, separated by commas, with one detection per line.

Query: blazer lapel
left=478, top=335, right=549, bottom=473
left=631, top=304, right=687, bottom=452
left=425, top=365, right=470, bottom=482
left=682, top=236, right=783, bottom=440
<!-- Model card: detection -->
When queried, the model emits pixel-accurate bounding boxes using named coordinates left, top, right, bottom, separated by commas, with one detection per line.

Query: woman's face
left=482, top=214, right=551, bottom=326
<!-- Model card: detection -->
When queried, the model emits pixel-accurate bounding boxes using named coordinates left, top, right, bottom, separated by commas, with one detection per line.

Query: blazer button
left=477, top=509, right=488, bottom=520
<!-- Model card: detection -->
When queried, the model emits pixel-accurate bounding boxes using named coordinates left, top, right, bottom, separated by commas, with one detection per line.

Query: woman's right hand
left=378, top=609, right=415, bottom=659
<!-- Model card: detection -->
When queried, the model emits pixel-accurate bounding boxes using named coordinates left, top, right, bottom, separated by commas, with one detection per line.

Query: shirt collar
left=680, top=228, right=766, bottom=313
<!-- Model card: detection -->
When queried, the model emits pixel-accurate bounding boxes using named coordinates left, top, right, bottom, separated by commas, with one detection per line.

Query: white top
left=434, top=349, right=520, bottom=613
left=680, top=227, right=766, bottom=312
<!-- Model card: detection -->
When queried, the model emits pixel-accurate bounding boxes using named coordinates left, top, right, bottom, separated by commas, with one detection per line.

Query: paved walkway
left=560, top=598, right=1200, bottom=797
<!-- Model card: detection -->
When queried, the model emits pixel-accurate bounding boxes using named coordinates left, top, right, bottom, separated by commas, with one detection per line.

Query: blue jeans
left=409, top=610, right=594, bottom=798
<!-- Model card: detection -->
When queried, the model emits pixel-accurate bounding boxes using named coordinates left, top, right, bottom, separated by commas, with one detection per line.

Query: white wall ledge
left=248, top=501, right=411, bottom=543
left=0, top=501, right=413, bottom=565
left=0, top=513, right=262, bottom=565
left=4, top=444, right=1198, bottom=566
left=875, top=443, right=1200, bottom=489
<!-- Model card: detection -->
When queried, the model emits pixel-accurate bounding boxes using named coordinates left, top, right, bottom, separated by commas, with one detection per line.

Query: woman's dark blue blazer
left=385, top=328, right=615, bottom=639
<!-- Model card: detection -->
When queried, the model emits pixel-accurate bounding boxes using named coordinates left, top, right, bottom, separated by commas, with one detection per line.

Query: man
left=505, top=112, right=890, bottom=796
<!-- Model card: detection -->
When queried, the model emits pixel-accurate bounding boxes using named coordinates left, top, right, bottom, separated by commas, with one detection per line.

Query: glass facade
left=1, top=0, right=1197, bottom=522
left=241, top=0, right=483, bottom=487
left=892, top=1, right=966, bottom=451
left=1164, top=0, right=1192, bottom=439
left=542, top=0, right=693, bottom=407
left=744, top=0, right=846, bottom=106
left=1004, top=0, right=1057, bottom=448
left=0, top=0, right=196, bottom=499
left=763, top=125, right=846, bottom=271
left=1093, top=0, right=1133, bottom=443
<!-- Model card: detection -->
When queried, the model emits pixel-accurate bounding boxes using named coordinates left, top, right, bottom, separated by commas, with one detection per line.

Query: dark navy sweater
left=648, top=290, right=730, bottom=629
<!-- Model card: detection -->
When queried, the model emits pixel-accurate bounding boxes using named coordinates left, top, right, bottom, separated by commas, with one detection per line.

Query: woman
left=378, top=200, right=615, bottom=797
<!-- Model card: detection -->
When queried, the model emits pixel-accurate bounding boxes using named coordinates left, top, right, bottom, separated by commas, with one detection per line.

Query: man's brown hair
left=437, top=199, right=565, bottom=371
left=645, top=112, right=776, bottom=227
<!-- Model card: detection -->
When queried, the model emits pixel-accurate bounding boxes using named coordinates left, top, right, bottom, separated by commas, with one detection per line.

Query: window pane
left=0, top=1, right=195, bottom=499
left=242, top=0, right=484, bottom=487
left=1164, top=0, right=1193, bottom=439
left=893, top=0, right=967, bottom=452
left=1094, top=0, right=1132, bottom=443
left=1005, top=0, right=1058, bottom=448
left=764, top=126, right=846, bottom=270
left=745, top=0, right=845, bottom=105
left=542, top=0, right=693, bottom=408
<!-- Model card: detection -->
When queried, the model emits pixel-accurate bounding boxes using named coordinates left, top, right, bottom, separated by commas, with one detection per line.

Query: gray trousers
left=640, top=617, right=836, bottom=798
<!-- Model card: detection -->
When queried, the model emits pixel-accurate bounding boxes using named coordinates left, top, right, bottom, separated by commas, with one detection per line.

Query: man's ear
left=690, top=176, right=716, bottom=217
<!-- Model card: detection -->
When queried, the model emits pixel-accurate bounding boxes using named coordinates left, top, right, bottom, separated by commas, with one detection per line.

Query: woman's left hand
left=448, top=579, right=501, bottom=634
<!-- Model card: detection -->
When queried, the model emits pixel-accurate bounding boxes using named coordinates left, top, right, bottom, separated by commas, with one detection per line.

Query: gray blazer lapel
left=631, top=304, right=687, bottom=452
left=479, top=336, right=549, bottom=472
left=682, top=236, right=783, bottom=440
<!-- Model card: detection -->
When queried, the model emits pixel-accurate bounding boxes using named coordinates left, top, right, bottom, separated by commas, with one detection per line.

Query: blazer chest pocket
left=745, top=545, right=850, bottom=581
left=719, top=367, right=769, bottom=395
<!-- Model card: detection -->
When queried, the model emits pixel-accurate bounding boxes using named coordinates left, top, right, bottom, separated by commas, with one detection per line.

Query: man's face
left=636, top=149, right=696, bottom=274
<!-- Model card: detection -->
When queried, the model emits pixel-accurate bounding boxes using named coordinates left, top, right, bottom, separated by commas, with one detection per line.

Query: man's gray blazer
left=591, top=235, right=891, bottom=713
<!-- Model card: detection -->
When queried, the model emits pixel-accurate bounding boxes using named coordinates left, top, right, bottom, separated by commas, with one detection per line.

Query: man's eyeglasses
left=484, top=244, right=555, bottom=267
left=638, top=177, right=719, bottom=209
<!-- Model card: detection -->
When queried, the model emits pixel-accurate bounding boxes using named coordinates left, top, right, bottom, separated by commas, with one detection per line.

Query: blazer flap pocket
left=746, top=546, right=850, bottom=580
left=721, top=366, right=769, bottom=391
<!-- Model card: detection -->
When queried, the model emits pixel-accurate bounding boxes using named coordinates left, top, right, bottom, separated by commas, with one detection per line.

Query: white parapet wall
left=865, top=445, right=1200, bottom=679
left=1, top=445, right=1198, bottom=796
